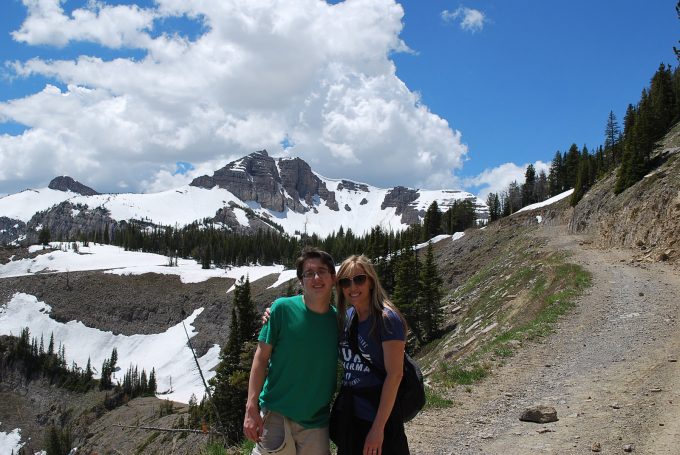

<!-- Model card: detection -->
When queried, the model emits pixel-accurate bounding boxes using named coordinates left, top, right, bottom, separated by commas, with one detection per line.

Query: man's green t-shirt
left=258, top=295, right=338, bottom=428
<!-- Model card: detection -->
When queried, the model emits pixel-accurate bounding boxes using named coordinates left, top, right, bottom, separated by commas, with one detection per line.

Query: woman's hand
left=363, top=424, right=384, bottom=455
left=261, top=306, right=272, bottom=325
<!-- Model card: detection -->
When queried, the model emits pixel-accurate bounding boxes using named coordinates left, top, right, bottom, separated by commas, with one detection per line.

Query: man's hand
left=244, top=342, right=272, bottom=442
left=243, top=402, right=264, bottom=442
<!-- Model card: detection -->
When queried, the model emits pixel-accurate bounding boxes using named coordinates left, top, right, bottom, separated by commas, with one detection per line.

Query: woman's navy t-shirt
left=339, top=306, right=406, bottom=420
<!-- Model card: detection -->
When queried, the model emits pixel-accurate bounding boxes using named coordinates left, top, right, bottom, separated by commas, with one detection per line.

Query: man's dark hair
left=295, top=246, right=336, bottom=279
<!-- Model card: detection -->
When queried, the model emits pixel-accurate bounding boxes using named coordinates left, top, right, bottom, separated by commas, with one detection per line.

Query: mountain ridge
left=0, top=151, right=488, bottom=245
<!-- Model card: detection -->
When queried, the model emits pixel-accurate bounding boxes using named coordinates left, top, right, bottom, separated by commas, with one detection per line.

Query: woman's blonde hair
left=335, top=254, right=407, bottom=336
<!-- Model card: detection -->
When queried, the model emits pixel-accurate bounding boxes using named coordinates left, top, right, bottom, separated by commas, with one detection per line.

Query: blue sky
left=0, top=1, right=677, bottom=198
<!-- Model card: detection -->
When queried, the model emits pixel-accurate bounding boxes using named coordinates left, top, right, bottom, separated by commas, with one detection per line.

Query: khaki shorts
left=252, top=410, right=330, bottom=455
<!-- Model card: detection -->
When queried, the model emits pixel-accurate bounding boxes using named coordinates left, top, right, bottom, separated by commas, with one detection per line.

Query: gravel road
left=405, top=226, right=680, bottom=454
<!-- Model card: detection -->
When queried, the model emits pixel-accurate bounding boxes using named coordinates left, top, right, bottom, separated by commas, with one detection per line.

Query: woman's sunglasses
left=338, top=274, right=368, bottom=289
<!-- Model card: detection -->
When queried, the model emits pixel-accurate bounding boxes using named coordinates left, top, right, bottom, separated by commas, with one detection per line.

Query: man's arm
left=243, top=341, right=273, bottom=442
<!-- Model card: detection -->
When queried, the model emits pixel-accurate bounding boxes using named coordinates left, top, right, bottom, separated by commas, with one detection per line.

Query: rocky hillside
left=569, top=122, right=680, bottom=265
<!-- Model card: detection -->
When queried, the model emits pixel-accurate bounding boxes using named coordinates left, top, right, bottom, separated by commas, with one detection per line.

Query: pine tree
left=522, top=164, right=537, bottom=207
left=38, top=227, right=51, bottom=246
left=148, top=367, right=157, bottom=394
left=648, top=63, right=676, bottom=142
left=571, top=155, right=592, bottom=206
left=535, top=170, right=548, bottom=202
left=417, top=242, right=443, bottom=342
left=563, top=144, right=581, bottom=190
left=486, top=193, right=501, bottom=222
left=48, top=332, right=54, bottom=356
left=235, top=277, right=258, bottom=344
left=209, top=276, right=259, bottom=443
left=392, top=244, right=421, bottom=343
left=422, top=201, right=442, bottom=241
left=547, top=150, right=564, bottom=196
left=604, top=110, right=622, bottom=167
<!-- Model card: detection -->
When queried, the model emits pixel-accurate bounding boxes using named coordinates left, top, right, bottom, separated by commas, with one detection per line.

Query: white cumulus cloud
left=0, top=0, right=468, bottom=195
left=441, top=6, right=486, bottom=33
left=465, top=161, right=550, bottom=200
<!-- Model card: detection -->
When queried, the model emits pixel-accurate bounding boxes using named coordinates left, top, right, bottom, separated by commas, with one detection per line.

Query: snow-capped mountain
left=0, top=150, right=487, bottom=244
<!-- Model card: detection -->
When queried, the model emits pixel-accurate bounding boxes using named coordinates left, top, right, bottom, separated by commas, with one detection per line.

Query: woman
left=332, top=255, right=409, bottom=455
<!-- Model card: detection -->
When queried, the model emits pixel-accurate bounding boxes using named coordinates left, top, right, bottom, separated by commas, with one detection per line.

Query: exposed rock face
left=48, top=176, right=99, bottom=196
left=381, top=186, right=422, bottom=225
left=190, top=150, right=339, bottom=212
left=211, top=202, right=281, bottom=234
left=277, top=157, right=339, bottom=211
left=191, top=150, right=285, bottom=211
left=569, top=125, right=680, bottom=264
left=26, top=202, right=118, bottom=244
left=338, top=180, right=369, bottom=192
left=0, top=217, right=26, bottom=245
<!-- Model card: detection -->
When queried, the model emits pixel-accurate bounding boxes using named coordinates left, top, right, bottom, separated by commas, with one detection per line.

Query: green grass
left=434, top=252, right=592, bottom=388
left=438, top=362, right=489, bottom=386
left=424, top=388, right=454, bottom=408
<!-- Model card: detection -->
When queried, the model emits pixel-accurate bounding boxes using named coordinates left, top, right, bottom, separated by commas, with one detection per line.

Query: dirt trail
left=406, top=226, right=680, bottom=454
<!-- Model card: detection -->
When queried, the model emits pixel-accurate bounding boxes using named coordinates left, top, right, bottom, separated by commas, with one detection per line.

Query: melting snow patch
left=536, top=215, right=543, bottom=223
left=0, top=293, right=220, bottom=403
left=268, top=269, right=299, bottom=289
left=451, top=231, right=465, bottom=242
left=0, top=424, right=24, bottom=454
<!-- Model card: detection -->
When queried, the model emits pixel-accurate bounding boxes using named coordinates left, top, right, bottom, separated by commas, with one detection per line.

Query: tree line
left=34, top=196, right=476, bottom=273
left=0, top=328, right=94, bottom=393
left=486, top=62, right=680, bottom=219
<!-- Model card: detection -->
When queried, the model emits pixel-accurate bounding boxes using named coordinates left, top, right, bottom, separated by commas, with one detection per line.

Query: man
left=244, top=247, right=338, bottom=455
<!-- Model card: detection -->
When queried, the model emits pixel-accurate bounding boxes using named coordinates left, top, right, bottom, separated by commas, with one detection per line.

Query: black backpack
left=348, top=312, right=426, bottom=422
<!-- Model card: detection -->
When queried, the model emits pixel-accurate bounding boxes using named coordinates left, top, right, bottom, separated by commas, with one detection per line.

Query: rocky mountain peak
left=190, top=151, right=339, bottom=213
left=48, top=176, right=99, bottom=196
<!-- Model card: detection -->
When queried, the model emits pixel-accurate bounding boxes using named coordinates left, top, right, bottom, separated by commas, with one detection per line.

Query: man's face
left=300, top=258, right=335, bottom=300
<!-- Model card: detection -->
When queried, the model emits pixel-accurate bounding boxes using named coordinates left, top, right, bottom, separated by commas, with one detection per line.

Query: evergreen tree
left=148, top=368, right=157, bottom=394
left=38, top=227, right=51, bottom=246
left=563, top=144, right=581, bottom=190
left=392, top=244, right=421, bottom=343
left=648, top=63, right=676, bottom=141
left=547, top=150, right=564, bottom=196
left=535, top=170, right=548, bottom=202
left=571, top=154, right=592, bottom=206
left=84, top=357, right=93, bottom=382
left=604, top=110, right=622, bottom=167
left=209, top=277, right=260, bottom=443
left=506, top=181, right=522, bottom=215
left=486, top=192, right=501, bottom=222
left=48, top=333, right=54, bottom=356
left=422, top=201, right=442, bottom=241
left=522, top=164, right=537, bottom=207
left=417, top=242, right=443, bottom=342
left=235, top=277, right=258, bottom=344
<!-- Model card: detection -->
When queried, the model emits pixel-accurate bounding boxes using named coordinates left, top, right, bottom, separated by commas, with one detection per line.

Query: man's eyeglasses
left=338, top=274, right=368, bottom=289
left=301, top=268, right=331, bottom=280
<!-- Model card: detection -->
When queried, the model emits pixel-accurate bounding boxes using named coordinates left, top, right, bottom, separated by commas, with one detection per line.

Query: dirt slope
left=406, top=224, right=680, bottom=454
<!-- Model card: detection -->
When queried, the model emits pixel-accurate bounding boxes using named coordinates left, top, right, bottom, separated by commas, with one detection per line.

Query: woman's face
left=339, top=265, right=372, bottom=308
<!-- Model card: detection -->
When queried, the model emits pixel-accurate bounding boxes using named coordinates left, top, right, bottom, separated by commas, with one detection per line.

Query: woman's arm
left=363, top=339, right=405, bottom=455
